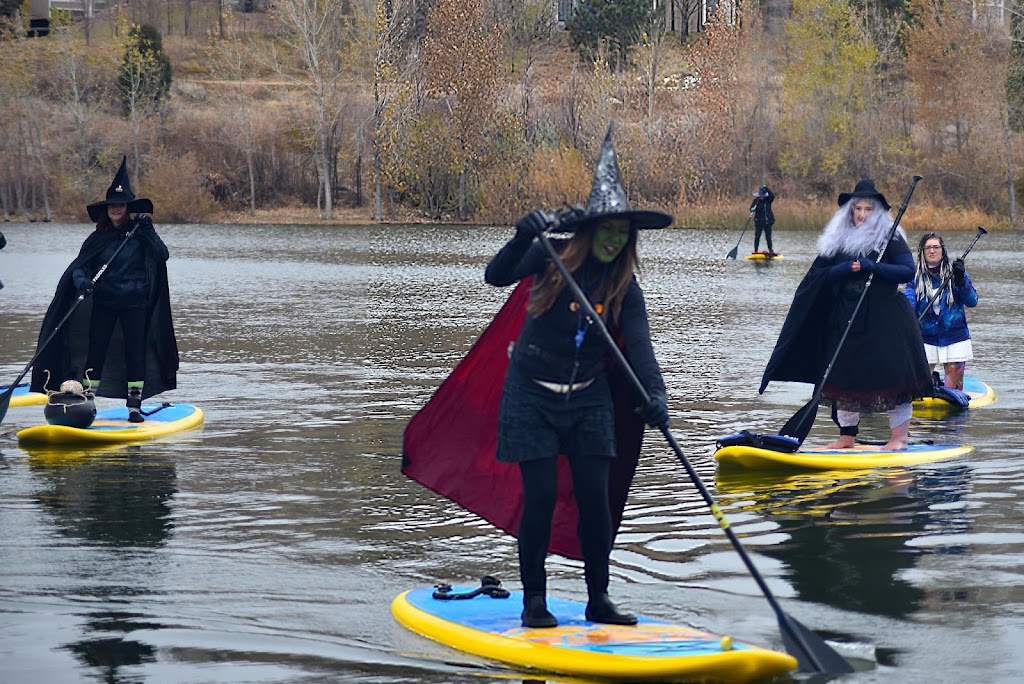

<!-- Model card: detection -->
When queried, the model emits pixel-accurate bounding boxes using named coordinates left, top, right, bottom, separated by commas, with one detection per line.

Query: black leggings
left=518, top=454, right=612, bottom=598
left=86, top=304, right=147, bottom=382
left=754, top=223, right=774, bottom=253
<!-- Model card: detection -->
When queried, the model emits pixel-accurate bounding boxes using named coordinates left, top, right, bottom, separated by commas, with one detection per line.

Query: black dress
left=760, top=234, right=931, bottom=412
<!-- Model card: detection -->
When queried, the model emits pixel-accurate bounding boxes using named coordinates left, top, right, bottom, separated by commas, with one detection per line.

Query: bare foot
left=884, top=421, right=910, bottom=451
left=825, top=435, right=856, bottom=449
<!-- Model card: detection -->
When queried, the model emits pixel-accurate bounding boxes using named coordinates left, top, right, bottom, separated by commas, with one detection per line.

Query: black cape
left=760, top=235, right=930, bottom=412
left=30, top=228, right=178, bottom=400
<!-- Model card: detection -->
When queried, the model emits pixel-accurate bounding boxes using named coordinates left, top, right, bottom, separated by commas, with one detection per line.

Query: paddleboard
left=744, top=252, right=783, bottom=261
left=913, top=376, right=995, bottom=413
left=715, top=442, right=974, bottom=471
left=3, top=384, right=47, bottom=408
left=392, top=586, right=797, bottom=683
left=17, top=403, right=204, bottom=446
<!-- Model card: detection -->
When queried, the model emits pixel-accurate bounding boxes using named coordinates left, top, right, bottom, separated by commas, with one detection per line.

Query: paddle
left=532, top=221, right=853, bottom=674
left=0, top=225, right=140, bottom=425
left=779, top=175, right=923, bottom=445
left=726, top=211, right=755, bottom=260
left=916, top=226, right=986, bottom=322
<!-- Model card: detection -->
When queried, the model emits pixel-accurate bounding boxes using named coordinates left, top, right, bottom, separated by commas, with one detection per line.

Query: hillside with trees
left=0, top=0, right=1021, bottom=230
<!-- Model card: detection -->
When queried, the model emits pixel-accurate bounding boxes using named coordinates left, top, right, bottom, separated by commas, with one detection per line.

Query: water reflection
left=27, top=447, right=176, bottom=681
left=27, top=446, right=177, bottom=547
left=717, top=465, right=973, bottom=618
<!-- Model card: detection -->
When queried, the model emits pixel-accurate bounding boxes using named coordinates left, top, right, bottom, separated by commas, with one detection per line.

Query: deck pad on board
left=715, top=442, right=974, bottom=471
left=392, top=586, right=796, bottom=682
left=17, top=403, right=204, bottom=446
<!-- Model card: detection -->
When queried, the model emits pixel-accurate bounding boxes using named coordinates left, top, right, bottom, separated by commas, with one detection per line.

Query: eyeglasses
left=924, top=246, right=943, bottom=251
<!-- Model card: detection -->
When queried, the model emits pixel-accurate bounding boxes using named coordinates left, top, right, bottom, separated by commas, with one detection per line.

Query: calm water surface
left=1, top=223, right=1022, bottom=684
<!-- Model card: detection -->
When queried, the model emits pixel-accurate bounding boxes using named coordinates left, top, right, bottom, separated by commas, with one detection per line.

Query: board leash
left=432, top=576, right=510, bottom=600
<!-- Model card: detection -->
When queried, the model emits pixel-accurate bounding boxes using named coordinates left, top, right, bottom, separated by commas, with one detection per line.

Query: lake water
left=1, top=222, right=1022, bottom=683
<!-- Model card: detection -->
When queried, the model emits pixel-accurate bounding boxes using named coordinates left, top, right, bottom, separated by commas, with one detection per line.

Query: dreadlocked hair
left=527, top=226, right=639, bottom=327
left=914, top=232, right=954, bottom=307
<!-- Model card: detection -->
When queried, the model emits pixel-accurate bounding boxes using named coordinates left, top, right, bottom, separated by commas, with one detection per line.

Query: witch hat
left=560, top=124, right=673, bottom=232
left=837, top=178, right=890, bottom=211
left=86, top=156, right=154, bottom=222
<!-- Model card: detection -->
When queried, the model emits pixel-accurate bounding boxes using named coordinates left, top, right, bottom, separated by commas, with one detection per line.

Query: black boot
left=585, top=593, right=637, bottom=625
left=521, top=594, right=558, bottom=628
left=127, top=388, right=144, bottom=423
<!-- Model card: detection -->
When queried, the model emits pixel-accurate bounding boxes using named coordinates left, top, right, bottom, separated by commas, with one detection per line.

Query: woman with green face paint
left=484, top=129, right=672, bottom=629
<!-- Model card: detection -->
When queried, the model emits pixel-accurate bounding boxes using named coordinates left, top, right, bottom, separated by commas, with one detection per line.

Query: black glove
left=952, top=258, right=966, bottom=285
left=635, top=392, right=669, bottom=429
left=514, top=210, right=550, bottom=240
left=79, top=281, right=94, bottom=297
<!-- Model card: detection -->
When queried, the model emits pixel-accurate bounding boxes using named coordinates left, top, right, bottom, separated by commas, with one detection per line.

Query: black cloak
left=29, top=228, right=178, bottom=400
left=760, top=234, right=931, bottom=412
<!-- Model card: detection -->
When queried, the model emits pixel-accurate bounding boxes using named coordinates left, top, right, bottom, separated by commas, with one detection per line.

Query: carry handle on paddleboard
left=917, top=226, right=986, bottom=322
left=531, top=213, right=852, bottom=674
left=0, top=226, right=140, bottom=425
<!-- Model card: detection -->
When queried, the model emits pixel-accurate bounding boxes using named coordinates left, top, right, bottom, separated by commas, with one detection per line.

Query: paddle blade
left=780, top=399, right=817, bottom=443
left=0, top=387, right=12, bottom=425
left=726, top=245, right=738, bottom=260
left=779, top=612, right=854, bottom=673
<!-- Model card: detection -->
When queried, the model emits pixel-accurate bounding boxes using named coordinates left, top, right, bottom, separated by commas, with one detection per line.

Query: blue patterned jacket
left=904, top=270, right=978, bottom=346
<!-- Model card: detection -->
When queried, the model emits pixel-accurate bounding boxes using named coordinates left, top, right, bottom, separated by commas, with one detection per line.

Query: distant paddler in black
left=760, top=179, right=930, bottom=450
left=30, top=157, right=178, bottom=423
left=484, top=129, right=671, bottom=628
left=750, top=185, right=776, bottom=256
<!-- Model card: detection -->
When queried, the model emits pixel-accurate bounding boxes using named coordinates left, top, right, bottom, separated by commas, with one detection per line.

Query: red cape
left=401, top=279, right=645, bottom=560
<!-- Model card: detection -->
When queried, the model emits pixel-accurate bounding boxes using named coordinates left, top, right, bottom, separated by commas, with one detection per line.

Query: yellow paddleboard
left=4, top=384, right=48, bottom=408
left=715, top=442, right=974, bottom=471
left=744, top=252, right=783, bottom=260
left=393, top=587, right=796, bottom=683
left=17, top=403, right=204, bottom=446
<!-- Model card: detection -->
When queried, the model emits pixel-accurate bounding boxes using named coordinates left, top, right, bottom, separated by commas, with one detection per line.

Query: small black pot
left=44, top=392, right=97, bottom=429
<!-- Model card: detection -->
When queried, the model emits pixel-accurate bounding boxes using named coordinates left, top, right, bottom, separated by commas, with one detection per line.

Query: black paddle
left=0, top=226, right=140, bottom=425
left=533, top=220, right=852, bottom=674
left=726, top=211, right=755, bottom=260
left=779, top=176, right=923, bottom=444
left=916, top=226, right=986, bottom=322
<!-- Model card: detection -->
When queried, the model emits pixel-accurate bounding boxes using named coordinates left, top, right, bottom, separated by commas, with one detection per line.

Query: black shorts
left=496, top=363, right=616, bottom=463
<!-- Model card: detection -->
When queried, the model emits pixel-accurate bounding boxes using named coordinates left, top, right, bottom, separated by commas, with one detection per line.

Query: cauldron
left=44, top=392, right=97, bottom=428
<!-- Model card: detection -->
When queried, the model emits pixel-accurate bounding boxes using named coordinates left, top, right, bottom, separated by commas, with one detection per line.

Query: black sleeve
left=619, top=281, right=666, bottom=399
left=484, top=235, right=548, bottom=286
left=134, top=216, right=170, bottom=262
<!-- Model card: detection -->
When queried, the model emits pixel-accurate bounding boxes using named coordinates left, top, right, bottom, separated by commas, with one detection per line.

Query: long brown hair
left=527, top=223, right=640, bottom=327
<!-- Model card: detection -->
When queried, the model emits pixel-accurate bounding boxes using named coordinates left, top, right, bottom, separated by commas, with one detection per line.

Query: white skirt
left=924, top=339, right=973, bottom=364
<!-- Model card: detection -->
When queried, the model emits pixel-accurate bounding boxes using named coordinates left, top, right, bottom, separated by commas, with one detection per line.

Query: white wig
left=817, top=198, right=905, bottom=258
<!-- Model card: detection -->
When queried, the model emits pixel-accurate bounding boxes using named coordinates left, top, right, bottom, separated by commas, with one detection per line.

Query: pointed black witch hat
left=86, top=156, right=154, bottom=222
left=560, top=124, right=673, bottom=232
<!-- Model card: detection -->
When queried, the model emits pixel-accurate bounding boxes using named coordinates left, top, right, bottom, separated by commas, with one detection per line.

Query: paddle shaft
left=533, top=228, right=848, bottom=673
left=916, top=226, right=986, bottom=322
left=0, top=226, right=139, bottom=423
left=726, top=212, right=754, bottom=259
left=781, top=175, right=923, bottom=442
